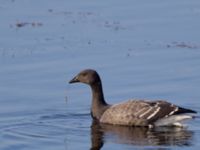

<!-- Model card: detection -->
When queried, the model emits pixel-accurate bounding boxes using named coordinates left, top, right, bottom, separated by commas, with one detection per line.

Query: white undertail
left=154, top=114, right=194, bottom=127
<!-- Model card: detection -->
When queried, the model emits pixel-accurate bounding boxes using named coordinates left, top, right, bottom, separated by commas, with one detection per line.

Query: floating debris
left=167, top=42, right=199, bottom=49
left=48, top=9, right=53, bottom=13
left=103, top=20, right=125, bottom=31
left=13, top=21, right=43, bottom=28
left=16, top=22, right=29, bottom=28
left=88, top=40, right=91, bottom=45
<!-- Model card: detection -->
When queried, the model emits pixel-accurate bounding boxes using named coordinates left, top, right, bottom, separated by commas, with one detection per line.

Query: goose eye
left=82, top=72, right=87, bottom=77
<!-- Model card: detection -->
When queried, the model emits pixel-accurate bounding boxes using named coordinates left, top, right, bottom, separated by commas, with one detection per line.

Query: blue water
left=0, top=0, right=200, bottom=149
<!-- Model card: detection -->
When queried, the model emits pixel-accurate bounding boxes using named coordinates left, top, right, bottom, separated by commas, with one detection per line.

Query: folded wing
left=100, top=100, right=196, bottom=126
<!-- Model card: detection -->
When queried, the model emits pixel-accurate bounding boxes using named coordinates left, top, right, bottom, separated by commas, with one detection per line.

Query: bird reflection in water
left=90, top=120, right=194, bottom=150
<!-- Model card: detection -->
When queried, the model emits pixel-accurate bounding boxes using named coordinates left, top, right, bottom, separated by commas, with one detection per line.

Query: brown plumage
left=69, top=69, right=197, bottom=127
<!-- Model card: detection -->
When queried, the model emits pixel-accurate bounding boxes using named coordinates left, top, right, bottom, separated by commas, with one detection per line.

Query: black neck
left=90, top=81, right=108, bottom=119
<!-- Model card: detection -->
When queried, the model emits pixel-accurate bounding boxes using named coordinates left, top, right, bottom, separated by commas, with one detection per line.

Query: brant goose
left=69, top=69, right=197, bottom=127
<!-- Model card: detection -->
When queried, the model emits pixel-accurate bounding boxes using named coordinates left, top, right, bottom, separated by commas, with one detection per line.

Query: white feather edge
left=154, top=114, right=195, bottom=127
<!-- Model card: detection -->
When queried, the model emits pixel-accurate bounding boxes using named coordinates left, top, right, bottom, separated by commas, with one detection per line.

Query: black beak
left=69, top=76, right=79, bottom=84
